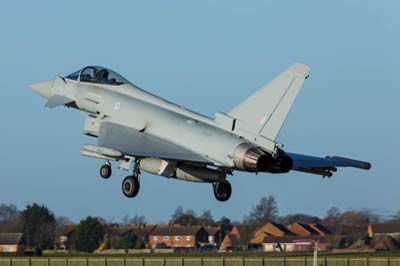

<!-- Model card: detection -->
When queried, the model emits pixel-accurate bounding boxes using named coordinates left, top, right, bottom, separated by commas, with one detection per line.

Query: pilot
left=95, top=69, right=109, bottom=83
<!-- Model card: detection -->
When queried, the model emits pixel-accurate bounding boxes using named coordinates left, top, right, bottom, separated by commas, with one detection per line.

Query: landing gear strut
left=100, top=161, right=112, bottom=179
left=122, top=160, right=141, bottom=198
left=213, top=180, right=232, bottom=202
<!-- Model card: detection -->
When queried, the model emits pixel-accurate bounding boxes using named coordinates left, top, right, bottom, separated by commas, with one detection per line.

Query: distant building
left=288, top=223, right=329, bottom=237
left=0, top=233, right=23, bottom=253
left=149, top=225, right=208, bottom=248
left=368, top=222, right=400, bottom=237
left=58, top=224, right=78, bottom=251
left=219, top=225, right=254, bottom=250
left=261, top=236, right=328, bottom=252
left=251, top=222, right=296, bottom=244
left=204, top=224, right=233, bottom=246
left=119, top=224, right=157, bottom=247
left=250, top=222, right=331, bottom=252
left=309, top=223, right=330, bottom=236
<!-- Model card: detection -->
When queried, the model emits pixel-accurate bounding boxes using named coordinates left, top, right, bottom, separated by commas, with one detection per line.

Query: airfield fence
left=0, top=257, right=399, bottom=266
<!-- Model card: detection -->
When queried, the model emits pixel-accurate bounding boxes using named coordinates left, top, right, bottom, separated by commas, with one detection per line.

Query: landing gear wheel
left=122, top=176, right=140, bottom=198
left=213, top=181, right=232, bottom=202
left=100, top=164, right=112, bottom=179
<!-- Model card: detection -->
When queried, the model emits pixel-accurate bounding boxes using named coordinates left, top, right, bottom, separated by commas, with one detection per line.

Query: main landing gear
left=212, top=180, right=232, bottom=202
left=122, top=161, right=140, bottom=198
left=99, top=160, right=141, bottom=198
left=100, top=162, right=112, bottom=179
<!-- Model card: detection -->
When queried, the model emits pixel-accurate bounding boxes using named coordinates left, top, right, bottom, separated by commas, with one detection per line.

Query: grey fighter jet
left=31, top=63, right=371, bottom=201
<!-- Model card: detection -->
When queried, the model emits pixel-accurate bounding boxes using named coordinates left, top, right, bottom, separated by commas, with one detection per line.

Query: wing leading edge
left=287, top=152, right=371, bottom=177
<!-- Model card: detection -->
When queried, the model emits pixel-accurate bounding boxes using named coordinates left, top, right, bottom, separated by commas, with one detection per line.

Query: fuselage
left=75, top=80, right=247, bottom=167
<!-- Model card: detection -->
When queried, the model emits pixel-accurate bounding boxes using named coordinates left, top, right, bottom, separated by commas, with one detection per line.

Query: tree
left=199, top=210, right=215, bottom=226
left=170, top=207, right=199, bottom=225
left=171, top=206, right=184, bottom=222
left=135, top=237, right=145, bottom=249
left=129, top=214, right=146, bottom=224
left=173, top=213, right=199, bottom=225
left=0, top=204, right=19, bottom=222
left=0, top=204, right=20, bottom=233
left=20, top=203, right=56, bottom=250
left=244, top=196, right=278, bottom=226
left=327, top=207, right=341, bottom=218
left=72, top=216, right=103, bottom=252
left=279, top=213, right=321, bottom=225
left=120, top=232, right=135, bottom=250
left=391, top=210, right=400, bottom=221
left=216, top=216, right=231, bottom=225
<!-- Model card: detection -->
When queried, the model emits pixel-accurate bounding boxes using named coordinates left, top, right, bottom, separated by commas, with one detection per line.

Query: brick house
left=0, top=233, right=23, bottom=253
left=368, top=222, right=400, bottom=237
left=149, top=225, right=208, bottom=248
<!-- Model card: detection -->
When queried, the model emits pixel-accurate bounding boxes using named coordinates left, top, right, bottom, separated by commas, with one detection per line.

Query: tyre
left=122, top=176, right=140, bottom=198
left=213, top=181, right=232, bottom=202
left=100, top=164, right=112, bottom=179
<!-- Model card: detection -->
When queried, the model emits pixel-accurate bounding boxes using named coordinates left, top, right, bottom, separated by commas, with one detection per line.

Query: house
left=149, top=225, right=208, bottom=248
left=261, top=236, right=328, bottom=252
left=251, top=222, right=295, bottom=244
left=105, top=224, right=156, bottom=249
left=58, top=224, right=78, bottom=251
left=288, top=223, right=321, bottom=236
left=0, top=233, right=23, bottom=253
left=250, top=222, right=331, bottom=252
left=220, top=225, right=254, bottom=250
left=368, top=222, right=400, bottom=237
left=119, top=224, right=157, bottom=246
left=220, top=233, right=241, bottom=251
left=204, top=227, right=220, bottom=245
left=308, top=223, right=330, bottom=236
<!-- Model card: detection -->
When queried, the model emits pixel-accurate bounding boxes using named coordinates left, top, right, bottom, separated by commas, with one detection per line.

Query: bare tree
left=0, top=204, right=19, bottom=222
left=243, top=196, right=278, bottom=226
left=199, top=209, right=215, bottom=226
left=129, top=214, right=146, bottom=224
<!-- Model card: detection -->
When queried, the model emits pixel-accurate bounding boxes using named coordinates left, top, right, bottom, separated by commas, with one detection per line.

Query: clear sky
left=0, top=0, right=398, bottom=223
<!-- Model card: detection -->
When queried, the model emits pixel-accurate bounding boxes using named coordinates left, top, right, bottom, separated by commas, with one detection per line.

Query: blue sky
left=0, top=0, right=398, bottom=223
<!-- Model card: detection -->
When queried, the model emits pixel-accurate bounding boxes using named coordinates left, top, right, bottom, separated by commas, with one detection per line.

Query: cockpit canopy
left=65, top=66, right=130, bottom=86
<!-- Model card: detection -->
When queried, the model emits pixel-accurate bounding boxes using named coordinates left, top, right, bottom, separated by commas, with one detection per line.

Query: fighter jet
left=31, top=63, right=371, bottom=201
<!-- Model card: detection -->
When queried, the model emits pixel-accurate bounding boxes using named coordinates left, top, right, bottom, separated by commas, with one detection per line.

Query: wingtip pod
left=288, top=62, right=311, bottom=78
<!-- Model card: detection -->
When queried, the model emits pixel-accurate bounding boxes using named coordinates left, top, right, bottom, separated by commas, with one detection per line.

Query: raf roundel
left=114, top=102, right=121, bottom=110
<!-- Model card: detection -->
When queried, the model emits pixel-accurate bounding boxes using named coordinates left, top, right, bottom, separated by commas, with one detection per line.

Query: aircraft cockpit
left=65, top=66, right=130, bottom=86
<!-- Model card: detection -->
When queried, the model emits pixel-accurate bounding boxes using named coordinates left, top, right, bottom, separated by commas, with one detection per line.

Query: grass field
left=0, top=255, right=400, bottom=266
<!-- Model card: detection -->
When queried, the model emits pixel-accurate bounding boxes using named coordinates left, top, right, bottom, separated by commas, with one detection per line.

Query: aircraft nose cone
left=30, top=80, right=54, bottom=99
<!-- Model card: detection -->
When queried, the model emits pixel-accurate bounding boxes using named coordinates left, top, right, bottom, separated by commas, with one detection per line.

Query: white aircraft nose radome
left=30, top=80, right=54, bottom=99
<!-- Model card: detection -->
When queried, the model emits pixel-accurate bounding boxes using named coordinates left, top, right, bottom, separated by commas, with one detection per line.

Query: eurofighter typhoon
left=31, top=63, right=371, bottom=201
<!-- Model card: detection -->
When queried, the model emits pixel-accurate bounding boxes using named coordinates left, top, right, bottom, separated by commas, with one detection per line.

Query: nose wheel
left=121, top=160, right=141, bottom=198
left=213, top=180, right=232, bottom=202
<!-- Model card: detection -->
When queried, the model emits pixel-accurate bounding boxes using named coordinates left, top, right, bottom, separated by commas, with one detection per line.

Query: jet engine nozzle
left=233, top=143, right=293, bottom=173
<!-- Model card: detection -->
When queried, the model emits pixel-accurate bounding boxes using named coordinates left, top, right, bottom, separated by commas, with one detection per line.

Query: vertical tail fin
left=228, top=62, right=310, bottom=141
